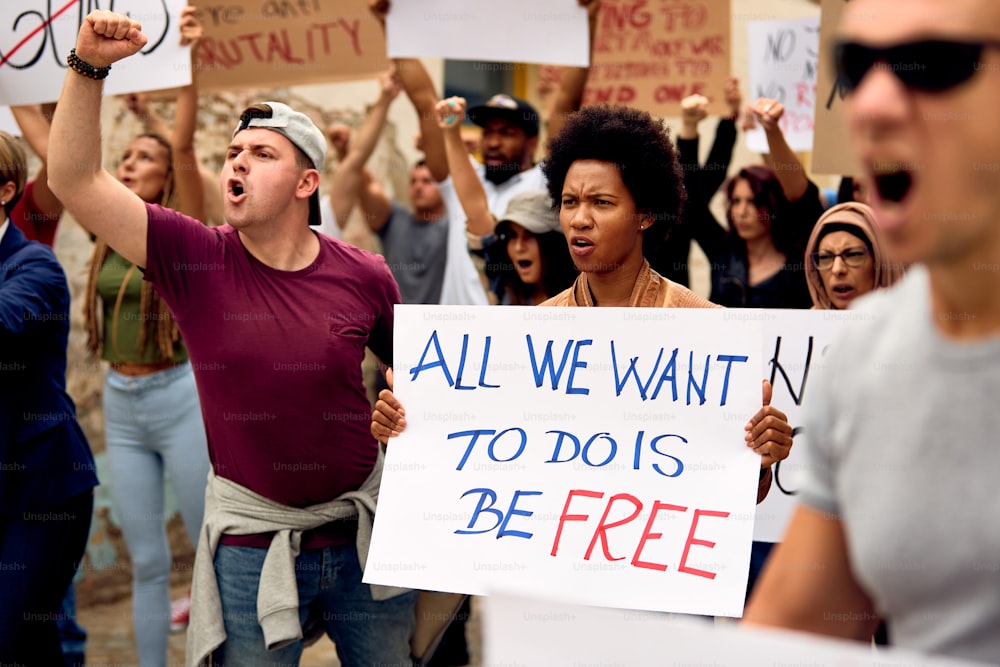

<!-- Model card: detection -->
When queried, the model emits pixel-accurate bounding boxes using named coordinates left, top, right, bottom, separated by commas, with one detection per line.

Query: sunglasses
left=811, top=247, right=870, bottom=271
left=834, top=39, right=1000, bottom=93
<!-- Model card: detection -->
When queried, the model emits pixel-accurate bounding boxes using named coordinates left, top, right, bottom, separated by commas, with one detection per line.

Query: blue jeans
left=104, top=362, right=210, bottom=667
left=213, top=543, right=417, bottom=667
left=57, top=583, right=86, bottom=666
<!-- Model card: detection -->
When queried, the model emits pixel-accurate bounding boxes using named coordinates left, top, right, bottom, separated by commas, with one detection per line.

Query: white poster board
left=367, top=306, right=765, bottom=618
left=484, top=592, right=987, bottom=667
left=746, top=16, right=820, bottom=154
left=0, top=106, right=16, bottom=134
left=386, top=0, right=589, bottom=67
left=753, top=309, right=855, bottom=542
left=0, top=0, right=191, bottom=105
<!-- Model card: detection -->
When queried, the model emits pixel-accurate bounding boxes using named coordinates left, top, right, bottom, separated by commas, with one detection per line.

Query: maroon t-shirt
left=143, top=204, right=399, bottom=547
left=12, top=181, right=61, bottom=247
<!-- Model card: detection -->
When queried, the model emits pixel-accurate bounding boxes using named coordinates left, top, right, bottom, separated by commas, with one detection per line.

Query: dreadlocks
left=83, top=133, right=181, bottom=361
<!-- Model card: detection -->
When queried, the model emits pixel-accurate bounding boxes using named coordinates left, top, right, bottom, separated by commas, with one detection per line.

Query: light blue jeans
left=104, top=361, right=210, bottom=667
left=212, top=543, right=417, bottom=666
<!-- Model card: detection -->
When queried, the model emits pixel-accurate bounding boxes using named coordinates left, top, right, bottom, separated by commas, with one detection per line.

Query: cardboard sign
left=811, top=0, right=860, bottom=175
left=484, top=592, right=985, bottom=666
left=752, top=310, right=856, bottom=543
left=0, top=0, right=191, bottom=105
left=583, top=0, right=731, bottom=116
left=191, top=0, right=389, bottom=91
left=366, top=306, right=764, bottom=618
left=386, top=0, right=589, bottom=67
left=746, top=17, right=820, bottom=154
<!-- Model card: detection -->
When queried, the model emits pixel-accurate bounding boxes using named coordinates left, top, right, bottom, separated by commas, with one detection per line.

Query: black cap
left=467, top=94, right=540, bottom=138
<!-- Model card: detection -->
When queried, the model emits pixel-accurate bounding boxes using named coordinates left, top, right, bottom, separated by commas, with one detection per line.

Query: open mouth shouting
left=569, top=235, right=595, bottom=257
left=867, top=161, right=917, bottom=233
left=227, top=179, right=247, bottom=203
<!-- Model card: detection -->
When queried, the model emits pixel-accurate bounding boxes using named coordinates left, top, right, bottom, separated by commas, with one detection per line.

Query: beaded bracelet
left=67, top=49, right=111, bottom=80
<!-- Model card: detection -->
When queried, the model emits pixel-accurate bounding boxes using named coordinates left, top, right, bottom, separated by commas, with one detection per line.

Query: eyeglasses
left=834, top=39, right=1000, bottom=93
left=811, top=247, right=870, bottom=271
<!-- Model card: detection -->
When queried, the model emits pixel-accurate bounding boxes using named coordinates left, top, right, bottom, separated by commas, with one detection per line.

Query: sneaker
left=170, top=594, right=191, bottom=633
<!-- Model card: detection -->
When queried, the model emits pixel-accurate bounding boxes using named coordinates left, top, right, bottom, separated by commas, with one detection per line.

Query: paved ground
left=77, top=584, right=481, bottom=666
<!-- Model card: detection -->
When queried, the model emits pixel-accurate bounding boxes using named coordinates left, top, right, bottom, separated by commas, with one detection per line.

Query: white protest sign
left=484, top=592, right=986, bottom=667
left=367, top=306, right=765, bottom=618
left=746, top=16, right=819, bottom=154
left=386, top=0, right=589, bottom=67
left=0, top=0, right=191, bottom=106
left=0, top=106, right=16, bottom=134
left=753, top=309, right=856, bottom=543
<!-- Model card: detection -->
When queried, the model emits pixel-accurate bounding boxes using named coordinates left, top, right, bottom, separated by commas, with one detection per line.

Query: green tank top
left=94, top=250, right=188, bottom=364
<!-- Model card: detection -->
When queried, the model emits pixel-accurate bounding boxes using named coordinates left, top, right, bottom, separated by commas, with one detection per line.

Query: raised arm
left=11, top=104, right=63, bottom=221
left=676, top=94, right=727, bottom=260
left=10, top=104, right=52, bottom=162
left=49, top=11, right=150, bottom=267
left=546, top=0, right=602, bottom=147
left=369, top=0, right=449, bottom=183
left=125, top=92, right=171, bottom=140
left=330, top=68, right=399, bottom=232
left=751, top=97, right=810, bottom=202
left=170, top=5, right=206, bottom=222
left=701, top=75, right=742, bottom=197
left=434, top=97, right=493, bottom=238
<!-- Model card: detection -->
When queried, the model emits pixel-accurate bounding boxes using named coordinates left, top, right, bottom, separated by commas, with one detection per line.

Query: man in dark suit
left=0, top=133, right=98, bottom=664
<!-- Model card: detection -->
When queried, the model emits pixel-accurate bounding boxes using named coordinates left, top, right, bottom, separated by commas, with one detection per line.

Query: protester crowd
left=3, top=0, right=999, bottom=665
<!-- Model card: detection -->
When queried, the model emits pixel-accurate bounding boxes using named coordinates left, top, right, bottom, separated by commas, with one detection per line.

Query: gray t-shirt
left=800, top=265, right=1000, bottom=664
left=378, top=203, right=448, bottom=305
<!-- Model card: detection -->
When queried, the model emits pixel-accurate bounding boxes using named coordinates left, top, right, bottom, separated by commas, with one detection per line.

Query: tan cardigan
left=541, top=260, right=720, bottom=309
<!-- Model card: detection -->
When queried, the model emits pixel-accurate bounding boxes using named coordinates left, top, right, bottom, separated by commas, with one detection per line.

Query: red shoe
left=170, top=594, right=191, bottom=633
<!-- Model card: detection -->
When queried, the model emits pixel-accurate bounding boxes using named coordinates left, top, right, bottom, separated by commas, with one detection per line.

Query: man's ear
left=297, top=169, right=320, bottom=201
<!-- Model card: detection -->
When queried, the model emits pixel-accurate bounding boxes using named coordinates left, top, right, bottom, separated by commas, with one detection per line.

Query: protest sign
left=483, top=592, right=984, bottom=666
left=367, top=306, right=765, bottom=618
left=0, top=106, right=16, bottom=135
left=583, top=0, right=731, bottom=116
left=753, top=309, right=856, bottom=543
left=0, top=0, right=191, bottom=105
left=745, top=17, right=819, bottom=154
left=190, top=0, right=388, bottom=91
left=386, top=0, right=589, bottom=67
left=811, top=0, right=860, bottom=175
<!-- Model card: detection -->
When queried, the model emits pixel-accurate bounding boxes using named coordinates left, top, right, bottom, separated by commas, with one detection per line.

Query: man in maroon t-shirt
left=49, top=11, right=415, bottom=666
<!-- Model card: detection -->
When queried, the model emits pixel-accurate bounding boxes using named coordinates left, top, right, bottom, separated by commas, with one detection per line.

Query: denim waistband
left=105, top=360, right=194, bottom=392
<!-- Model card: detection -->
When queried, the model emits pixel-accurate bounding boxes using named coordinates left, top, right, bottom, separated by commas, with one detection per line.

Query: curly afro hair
left=542, top=105, right=686, bottom=252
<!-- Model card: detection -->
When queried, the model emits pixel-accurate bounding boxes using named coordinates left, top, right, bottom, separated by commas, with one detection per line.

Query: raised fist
left=434, top=96, right=467, bottom=130
left=76, top=11, right=147, bottom=69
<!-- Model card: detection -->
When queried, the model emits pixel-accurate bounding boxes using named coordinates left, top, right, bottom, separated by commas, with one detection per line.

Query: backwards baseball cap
left=467, top=94, right=540, bottom=138
left=496, top=190, right=560, bottom=236
left=233, top=101, right=327, bottom=226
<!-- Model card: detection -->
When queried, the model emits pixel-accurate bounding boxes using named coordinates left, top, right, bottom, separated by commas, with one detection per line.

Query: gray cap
left=233, top=101, right=326, bottom=225
left=496, top=190, right=560, bottom=235
left=233, top=101, right=326, bottom=171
